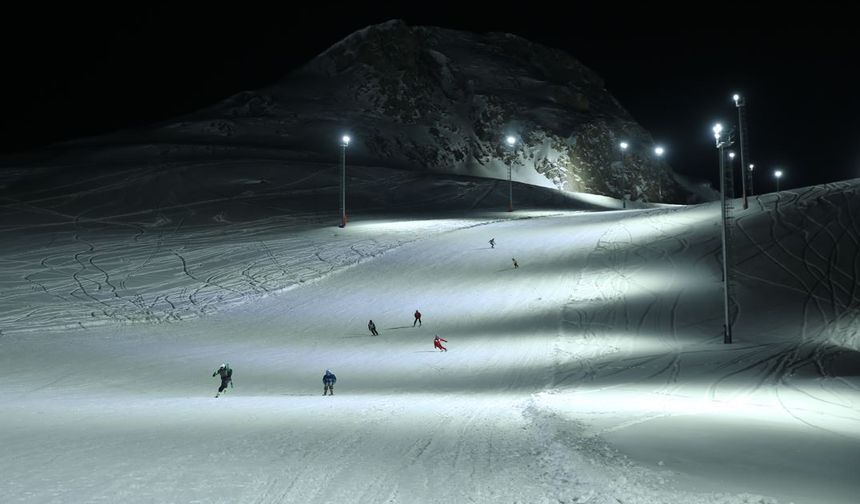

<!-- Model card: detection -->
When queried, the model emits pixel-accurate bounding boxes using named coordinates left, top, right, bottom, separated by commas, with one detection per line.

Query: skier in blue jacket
left=323, top=369, right=337, bottom=396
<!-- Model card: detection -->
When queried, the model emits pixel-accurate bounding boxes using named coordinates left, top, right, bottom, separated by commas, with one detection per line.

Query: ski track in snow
left=2, top=211, right=503, bottom=334
left=1, top=182, right=860, bottom=503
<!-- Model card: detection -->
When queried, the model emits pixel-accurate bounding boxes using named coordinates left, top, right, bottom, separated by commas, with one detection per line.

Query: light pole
left=713, top=123, right=733, bottom=344
left=654, top=146, right=665, bottom=201
left=774, top=169, right=783, bottom=192
left=729, top=152, right=736, bottom=199
left=339, top=135, right=350, bottom=227
left=748, top=164, right=755, bottom=196
left=505, top=135, right=516, bottom=212
left=619, top=141, right=629, bottom=208
left=733, top=94, right=749, bottom=209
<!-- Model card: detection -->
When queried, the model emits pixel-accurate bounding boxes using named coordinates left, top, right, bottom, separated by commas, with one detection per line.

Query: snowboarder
left=368, top=319, right=378, bottom=336
left=512, top=258, right=519, bottom=268
left=489, top=238, right=495, bottom=248
left=434, top=335, right=447, bottom=352
left=413, top=309, right=422, bottom=327
left=212, top=363, right=233, bottom=398
left=323, top=369, right=337, bottom=396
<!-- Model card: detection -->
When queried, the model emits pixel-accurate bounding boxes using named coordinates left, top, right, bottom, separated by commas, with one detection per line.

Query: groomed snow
left=2, top=178, right=859, bottom=503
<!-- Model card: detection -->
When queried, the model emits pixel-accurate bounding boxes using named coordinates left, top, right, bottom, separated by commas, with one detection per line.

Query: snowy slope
left=0, top=157, right=619, bottom=336
left=2, top=177, right=859, bottom=503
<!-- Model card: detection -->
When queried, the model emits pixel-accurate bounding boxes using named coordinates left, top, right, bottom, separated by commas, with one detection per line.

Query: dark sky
left=2, top=3, right=858, bottom=191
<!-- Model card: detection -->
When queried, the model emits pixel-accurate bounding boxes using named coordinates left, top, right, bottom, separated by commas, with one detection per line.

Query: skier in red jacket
left=434, top=335, right=447, bottom=352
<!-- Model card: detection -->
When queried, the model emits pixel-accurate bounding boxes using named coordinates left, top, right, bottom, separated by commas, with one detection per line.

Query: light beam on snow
left=536, top=383, right=860, bottom=437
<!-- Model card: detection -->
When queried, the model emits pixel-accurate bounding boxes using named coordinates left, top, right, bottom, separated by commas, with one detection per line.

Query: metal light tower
left=748, top=164, right=755, bottom=196
left=729, top=151, right=736, bottom=172
left=619, top=141, right=629, bottom=208
left=774, top=169, right=783, bottom=192
left=505, top=135, right=516, bottom=212
left=339, top=135, right=350, bottom=227
left=654, top=145, right=665, bottom=201
left=733, top=94, right=750, bottom=209
left=713, top=123, right=733, bottom=344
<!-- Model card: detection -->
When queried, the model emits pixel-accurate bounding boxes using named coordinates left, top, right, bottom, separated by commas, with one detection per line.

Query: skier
left=368, top=319, right=379, bottom=336
left=323, top=369, right=337, bottom=396
left=489, top=238, right=495, bottom=249
left=212, top=363, right=233, bottom=398
left=512, top=258, right=519, bottom=269
left=434, top=335, right=448, bottom=352
left=413, top=309, right=422, bottom=327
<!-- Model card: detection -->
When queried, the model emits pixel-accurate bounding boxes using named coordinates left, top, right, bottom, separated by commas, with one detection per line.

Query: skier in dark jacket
left=413, top=309, right=422, bottom=327
left=489, top=238, right=495, bottom=249
left=323, top=369, right=337, bottom=396
left=212, top=363, right=233, bottom=398
left=368, top=319, right=378, bottom=336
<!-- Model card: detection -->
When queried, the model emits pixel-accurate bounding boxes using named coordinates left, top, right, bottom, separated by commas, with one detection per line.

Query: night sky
left=2, top=4, right=858, bottom=191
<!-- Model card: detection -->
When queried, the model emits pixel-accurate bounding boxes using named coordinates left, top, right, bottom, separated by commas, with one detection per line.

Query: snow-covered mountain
left=4, top=20, right=702, bottom=209
left=183, top=19, right=692, bottom=202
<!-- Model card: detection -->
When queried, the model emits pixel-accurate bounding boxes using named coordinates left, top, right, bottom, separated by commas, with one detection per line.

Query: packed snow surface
left=2, top=178, right=859, bottom=503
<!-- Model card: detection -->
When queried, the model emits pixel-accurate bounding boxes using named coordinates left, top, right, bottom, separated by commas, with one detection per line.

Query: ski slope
left=2, top=181, right=860, bottom=503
